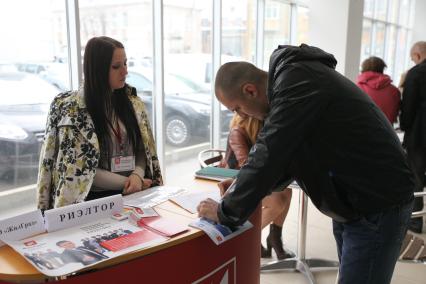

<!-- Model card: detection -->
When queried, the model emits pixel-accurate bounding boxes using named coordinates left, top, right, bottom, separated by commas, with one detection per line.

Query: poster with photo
left=5, top=217, right=167, bottom=277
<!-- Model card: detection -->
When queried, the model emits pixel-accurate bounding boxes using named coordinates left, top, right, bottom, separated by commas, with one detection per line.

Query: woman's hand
left=123, top=175, right=153, bottom=195
left=123, top=174, right=142, bottom=195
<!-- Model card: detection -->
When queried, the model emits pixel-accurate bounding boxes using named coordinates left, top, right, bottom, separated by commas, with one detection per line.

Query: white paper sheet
left=123, top=186, right=186, bottom=208
left=170, top=188, right=221, bottom=214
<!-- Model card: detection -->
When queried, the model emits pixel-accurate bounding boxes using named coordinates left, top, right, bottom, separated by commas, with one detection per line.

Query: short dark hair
left=215, top=61, right=267, bottom=98
left=361, top=56, right=387, bottom=73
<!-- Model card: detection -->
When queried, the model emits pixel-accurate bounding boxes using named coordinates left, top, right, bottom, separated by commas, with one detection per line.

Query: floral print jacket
left=37, top=85, right=163, bottom=210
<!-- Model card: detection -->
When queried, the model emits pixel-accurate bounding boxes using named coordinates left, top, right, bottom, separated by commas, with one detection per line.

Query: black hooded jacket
left=218, top=44, right=415, bottom=226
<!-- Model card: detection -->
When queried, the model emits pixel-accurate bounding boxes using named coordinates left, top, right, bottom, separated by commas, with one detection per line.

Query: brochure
left=5, top=217, right=167, bottom=277
left=189, top=218, right=252, bottom=245
left=129, top=214, right=189, bottom=237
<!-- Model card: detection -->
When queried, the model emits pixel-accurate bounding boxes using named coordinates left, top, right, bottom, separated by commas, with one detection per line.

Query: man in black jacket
left=400, top=41, right=426, bottom=234
left=198, top=44, right=415, bottom=284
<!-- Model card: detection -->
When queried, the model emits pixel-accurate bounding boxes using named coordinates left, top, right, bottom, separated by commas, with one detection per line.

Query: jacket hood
left=267, top=44, right=337, bottom=98
left=269, top=44, right=337, bottom=73
left=357, top=71, right=392, bottom=90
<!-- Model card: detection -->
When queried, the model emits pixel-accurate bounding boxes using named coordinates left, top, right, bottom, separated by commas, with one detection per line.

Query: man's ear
left=241, top=83, right=258, bottom=98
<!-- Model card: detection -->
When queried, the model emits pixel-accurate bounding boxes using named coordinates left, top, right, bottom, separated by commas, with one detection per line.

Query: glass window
left=296, top=6, right=309, bottom=45
left=384, top=26, right=397, bottom=76
left=364, top=0, right=375, bottom=18
left=394, top=28, right=408, bottom=85
left=263, top=1, right=291, bottom=69
left=387, top=0, right=400, bottom=23
left=360, top=19, right=372, bottom=63
left=373, top=22, right=386, bottom=58
left=0, top=1, right=68, bottom=197
left=374, top=0, right=389, bottom=21
left=399, top=0, right=410, bottom=26
left=161, top=0, right=213, bottom=181
left=222, top=0, right=256, bottom=62
left=361, top=0, right=414, bottom=81
left=266, top=2, right=279, bottom=19
left=79, top=0, right=154, bottom=121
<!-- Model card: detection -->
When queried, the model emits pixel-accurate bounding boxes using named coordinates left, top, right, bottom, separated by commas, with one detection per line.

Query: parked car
left=126, top=67, right=232, bottom=146
left=0, top=71, right=59, bottom=189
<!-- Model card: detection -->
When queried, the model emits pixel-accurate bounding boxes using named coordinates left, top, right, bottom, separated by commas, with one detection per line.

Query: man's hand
left=197, top=198, right=219, bottom=222
left=218, top=178, right=235, bottom=197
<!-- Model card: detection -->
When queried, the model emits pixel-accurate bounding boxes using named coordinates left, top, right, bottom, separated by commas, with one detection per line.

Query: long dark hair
left=84, top=36, right=142, bottom=162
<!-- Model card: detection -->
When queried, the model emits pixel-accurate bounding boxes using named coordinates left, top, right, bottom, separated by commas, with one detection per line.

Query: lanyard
left=111, top=120, right=124, bottom=154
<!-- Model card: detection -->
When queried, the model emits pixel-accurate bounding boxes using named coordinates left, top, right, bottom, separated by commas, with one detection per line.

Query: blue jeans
left=333, top=201, right=413, bottom=284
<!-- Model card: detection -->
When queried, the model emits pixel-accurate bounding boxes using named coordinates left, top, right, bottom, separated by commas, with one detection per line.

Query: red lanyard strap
left=112, top=120, right=122, bottom=144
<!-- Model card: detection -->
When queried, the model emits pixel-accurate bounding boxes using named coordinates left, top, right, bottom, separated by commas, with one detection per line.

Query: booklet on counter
left=194, top=167, right=239, bottom=181
left=129, top=213, right=189, bottom=237
left=189, top=218, right=252, bottom=245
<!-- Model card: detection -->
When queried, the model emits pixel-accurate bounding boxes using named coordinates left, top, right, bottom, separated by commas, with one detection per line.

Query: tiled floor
left=259, top=191, right=426, bottom=284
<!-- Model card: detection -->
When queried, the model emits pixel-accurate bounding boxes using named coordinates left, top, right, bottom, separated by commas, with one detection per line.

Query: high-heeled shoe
left=265, top=224, right=294, bottom=260
left=261, top=244, right=271, bottom=258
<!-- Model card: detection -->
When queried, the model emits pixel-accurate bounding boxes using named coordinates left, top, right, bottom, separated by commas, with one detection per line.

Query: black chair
left=197, top=149, right=226, bottom=168
left=398, top=191, right=426, bottom=264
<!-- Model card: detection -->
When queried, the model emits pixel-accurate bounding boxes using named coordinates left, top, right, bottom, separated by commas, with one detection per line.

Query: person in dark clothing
left=198, top=44, right=415, bottom=284
left=400, top=41, right=426, bottom=234
left=57, top=240, right=108, bottom=266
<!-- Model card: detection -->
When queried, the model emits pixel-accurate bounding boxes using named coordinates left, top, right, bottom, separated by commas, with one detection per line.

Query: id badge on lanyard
left=111, top=121, right=135, bottom=172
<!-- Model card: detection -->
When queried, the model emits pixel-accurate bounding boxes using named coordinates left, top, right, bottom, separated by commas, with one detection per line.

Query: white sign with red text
left=0, top=210, right=45, bottom=247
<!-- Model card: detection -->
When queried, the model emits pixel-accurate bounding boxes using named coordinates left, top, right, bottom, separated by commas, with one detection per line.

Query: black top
left=400, top=59, right=426, bottom=149
left=218, top=44, right=415, bottom=226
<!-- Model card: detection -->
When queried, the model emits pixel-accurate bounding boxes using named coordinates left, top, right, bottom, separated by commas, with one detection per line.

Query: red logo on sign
left=24, top=240, right=37, bottom=246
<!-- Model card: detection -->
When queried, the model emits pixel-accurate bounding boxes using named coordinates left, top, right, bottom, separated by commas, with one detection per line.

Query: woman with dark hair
left=356, top=56, right=401, bottom=123
left=37, top=36, right=162, bottom=209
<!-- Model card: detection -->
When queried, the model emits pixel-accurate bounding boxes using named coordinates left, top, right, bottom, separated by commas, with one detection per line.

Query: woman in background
left=220, top=114, right=293, bottom=260
left=356, top=56, right=401, bottom=124
left=37, top=36, right=162, bottom=210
